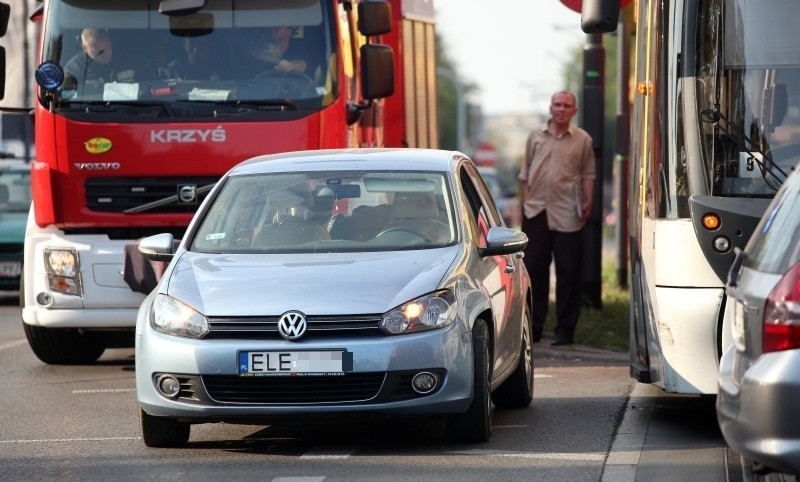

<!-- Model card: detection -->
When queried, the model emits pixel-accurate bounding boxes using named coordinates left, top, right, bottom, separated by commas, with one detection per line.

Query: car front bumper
left=717, top=346, right=800, bottom=474
left=136, top=320, right=474, bottom=422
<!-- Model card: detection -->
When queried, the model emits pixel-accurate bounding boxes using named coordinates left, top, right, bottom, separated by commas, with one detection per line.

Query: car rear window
left=745, top=168, right=800, bottom=273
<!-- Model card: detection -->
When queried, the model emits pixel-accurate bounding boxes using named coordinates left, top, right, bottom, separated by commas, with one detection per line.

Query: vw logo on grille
left=177, top=184, right=197, bottom=204
left=278, top=311, right=307, bottom=341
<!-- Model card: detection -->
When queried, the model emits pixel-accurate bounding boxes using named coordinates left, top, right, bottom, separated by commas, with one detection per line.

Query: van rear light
left=763, top=261, right=800, bottom=353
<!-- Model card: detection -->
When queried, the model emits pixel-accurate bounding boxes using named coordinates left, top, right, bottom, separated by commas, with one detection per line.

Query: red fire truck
left=0, top=0, right=437, bottom=364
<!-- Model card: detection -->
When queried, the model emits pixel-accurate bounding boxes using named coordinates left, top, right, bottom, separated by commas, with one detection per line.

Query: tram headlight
left=713, top=236, right=731, bottom=253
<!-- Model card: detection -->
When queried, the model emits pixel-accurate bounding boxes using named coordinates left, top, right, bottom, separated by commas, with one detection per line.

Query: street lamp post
left=437, top=67, right=466, bottom=153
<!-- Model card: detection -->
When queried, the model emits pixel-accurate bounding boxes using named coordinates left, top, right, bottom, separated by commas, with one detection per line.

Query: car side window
left=459, top=165, right=497, bottom=245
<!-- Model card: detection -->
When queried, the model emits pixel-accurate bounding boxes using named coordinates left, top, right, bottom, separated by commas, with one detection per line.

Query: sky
left=433, top=0, right=587, bottom=117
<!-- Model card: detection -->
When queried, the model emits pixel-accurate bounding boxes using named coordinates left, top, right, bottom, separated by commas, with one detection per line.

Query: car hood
left=0, top=211, right=27, bottom=244
left=164, top=248, right=460, bottom=316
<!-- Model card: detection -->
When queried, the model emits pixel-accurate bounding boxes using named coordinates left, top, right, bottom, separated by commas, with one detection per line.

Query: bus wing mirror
left=358, top=0, right=392, bottom=36
left=361, top=44, right=394, bottom=100
left=581, top=0, right=620, bottom=34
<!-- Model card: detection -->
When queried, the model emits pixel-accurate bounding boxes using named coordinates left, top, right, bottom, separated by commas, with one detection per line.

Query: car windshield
left=190, top=170, right=457, bottom=253
left=0, top=166, right=32, bottom=213
left=41, top=0, right=336, bottom=115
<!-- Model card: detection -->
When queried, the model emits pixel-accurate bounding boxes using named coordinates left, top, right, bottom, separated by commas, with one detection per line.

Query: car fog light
left=713, top=236, right=731, bottom=253
left=157, top=375, right=181, bottom=398
left=412, top=371, right=438, bottom=394
left=36, top=292, right=54, bottom=307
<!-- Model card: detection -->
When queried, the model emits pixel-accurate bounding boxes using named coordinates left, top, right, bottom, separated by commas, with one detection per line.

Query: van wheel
left=491, top=305, right=534, bottom=408
left=140, top=408, right=190, bottom=448
left=23, top=323, right=105, bottom=365
left=446, top=318, right=492, bottom=443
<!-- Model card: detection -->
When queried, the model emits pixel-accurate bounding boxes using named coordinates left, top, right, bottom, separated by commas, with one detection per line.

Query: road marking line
left=0, top=437, right=140, bottom=444
left=533, top=374, right=553, bottom=378
left=493, top=424, right=528, bottom=428
left=300, top=444, right=359, bottom=460
left=0, top=339, right=27, bottom=352
left=273, top=478, right=326, bottom=482
left=72, top=388, right=136, bottom=394
left=448, top=449, right=605, bottom=461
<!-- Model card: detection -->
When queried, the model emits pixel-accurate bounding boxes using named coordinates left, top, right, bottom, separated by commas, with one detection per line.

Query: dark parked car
left=717, top=165, right=800, bottom=476
left=135, top=149, right=534, bottom=447
left=0, top=161, right=31, bottom=291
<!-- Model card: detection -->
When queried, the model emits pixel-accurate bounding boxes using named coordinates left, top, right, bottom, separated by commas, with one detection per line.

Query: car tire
left=23, top=323, right=106, bottom=365
left=491, top=305, right=534, bottom=408
left=446, top=318, right=492, bottom=443
left=140, top=408, right=190, bottom=448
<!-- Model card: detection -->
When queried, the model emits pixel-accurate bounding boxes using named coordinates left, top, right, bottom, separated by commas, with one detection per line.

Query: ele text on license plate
left=238, top=350, right=352, bottom=377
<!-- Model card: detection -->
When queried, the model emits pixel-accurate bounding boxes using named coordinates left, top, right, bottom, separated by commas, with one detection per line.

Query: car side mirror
left=480, top=227, right=527, bottom=257
left=727, top=247, right=747, bottom=288
left=139, top=233, right=176, bottom=262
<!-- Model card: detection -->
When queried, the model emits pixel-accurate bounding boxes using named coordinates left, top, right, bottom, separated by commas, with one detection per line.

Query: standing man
left=519, top=91, right=595, bottom=346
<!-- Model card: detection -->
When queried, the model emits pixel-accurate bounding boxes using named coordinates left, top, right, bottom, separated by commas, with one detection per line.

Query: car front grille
left=205, top=314, right=384, bottom=339
left=202, top=372, right=386, bottom=404
left=85, top=176, right=218, bottom=213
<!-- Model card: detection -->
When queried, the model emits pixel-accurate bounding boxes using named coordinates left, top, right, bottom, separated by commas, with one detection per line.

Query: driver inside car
left=249, top=26, right=308, bottom=74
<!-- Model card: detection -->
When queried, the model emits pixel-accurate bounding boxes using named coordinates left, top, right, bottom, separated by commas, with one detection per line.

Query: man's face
left=84, top=36, right=112, bottom=64
left=271, top=26, right=293, bottom=42
left=549, top=93, right=577, bottom=125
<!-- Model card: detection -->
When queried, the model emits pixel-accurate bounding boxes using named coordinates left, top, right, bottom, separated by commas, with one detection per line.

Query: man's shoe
left=550, top=339, right=573, bottom=346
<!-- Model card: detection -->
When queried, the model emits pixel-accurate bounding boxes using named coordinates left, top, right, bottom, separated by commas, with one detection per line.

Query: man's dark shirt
left=63, top=52, right=141, bottom=87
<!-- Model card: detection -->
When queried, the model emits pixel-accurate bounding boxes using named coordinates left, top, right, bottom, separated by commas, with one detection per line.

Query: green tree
left=436, top=32, right=479, bottom=151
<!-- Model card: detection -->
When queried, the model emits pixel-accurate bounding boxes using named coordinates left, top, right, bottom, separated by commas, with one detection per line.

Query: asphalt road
left=0, top=293, right=779, bottom=481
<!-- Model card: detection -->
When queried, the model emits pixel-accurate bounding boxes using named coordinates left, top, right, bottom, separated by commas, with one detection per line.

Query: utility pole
left=581, top=33, right=604, bottom=309
left=615, top=11, right=632, bottom=288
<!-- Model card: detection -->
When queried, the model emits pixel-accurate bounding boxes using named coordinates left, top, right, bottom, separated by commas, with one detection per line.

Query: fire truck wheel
left=23, top=323, right=106, bottom=365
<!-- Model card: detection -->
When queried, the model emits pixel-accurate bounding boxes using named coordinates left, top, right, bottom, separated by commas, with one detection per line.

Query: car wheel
left=491, top=305, right=534, bottom=408
left=23, top=322, right=106, bottom=365
left=446, top=318, right=492, bottom=443
left=140, top=408, right=190, bottom=448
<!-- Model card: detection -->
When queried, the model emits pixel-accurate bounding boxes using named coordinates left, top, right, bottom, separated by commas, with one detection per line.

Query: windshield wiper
left=56, top=100, right=176, bottom=117
left=196, top=99, right=298, bottom=114
left=700, top=105, right=789, bottom=191
left=123, top=183, right=217, bottom=214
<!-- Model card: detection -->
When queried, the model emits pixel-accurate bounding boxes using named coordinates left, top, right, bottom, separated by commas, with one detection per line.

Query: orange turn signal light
left=702, top=213, right=721, bottom=230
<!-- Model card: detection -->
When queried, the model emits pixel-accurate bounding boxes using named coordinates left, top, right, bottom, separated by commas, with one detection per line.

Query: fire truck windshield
left=41, top=0, right=337, bottom=114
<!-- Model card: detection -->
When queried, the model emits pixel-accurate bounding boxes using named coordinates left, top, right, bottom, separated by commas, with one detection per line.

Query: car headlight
left=150, top=294, right=209, bottom=339
left=381, top=290, right=457, bottom=335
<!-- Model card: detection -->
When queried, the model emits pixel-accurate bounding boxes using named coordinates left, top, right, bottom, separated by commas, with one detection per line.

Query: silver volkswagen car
left=135, top=149, right=533, bottom=447
left=717, top=166, right=800, bottom=475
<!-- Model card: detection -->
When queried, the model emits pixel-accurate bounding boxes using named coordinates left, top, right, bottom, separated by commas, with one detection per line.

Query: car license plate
left=238, top=350, right=351, bottom=377
left=0, top=261, right=21, bottom=278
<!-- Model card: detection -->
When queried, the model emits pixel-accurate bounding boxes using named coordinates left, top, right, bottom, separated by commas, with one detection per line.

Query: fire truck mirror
left=360, top=44, right=394, bottom=100
left=0, top=3, right=8, bottom=38
left=358, top=1, right=391, bottom=37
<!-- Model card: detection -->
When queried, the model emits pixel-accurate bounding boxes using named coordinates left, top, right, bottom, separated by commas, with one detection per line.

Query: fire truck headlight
left=44, top=248, right=82, bottom=296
